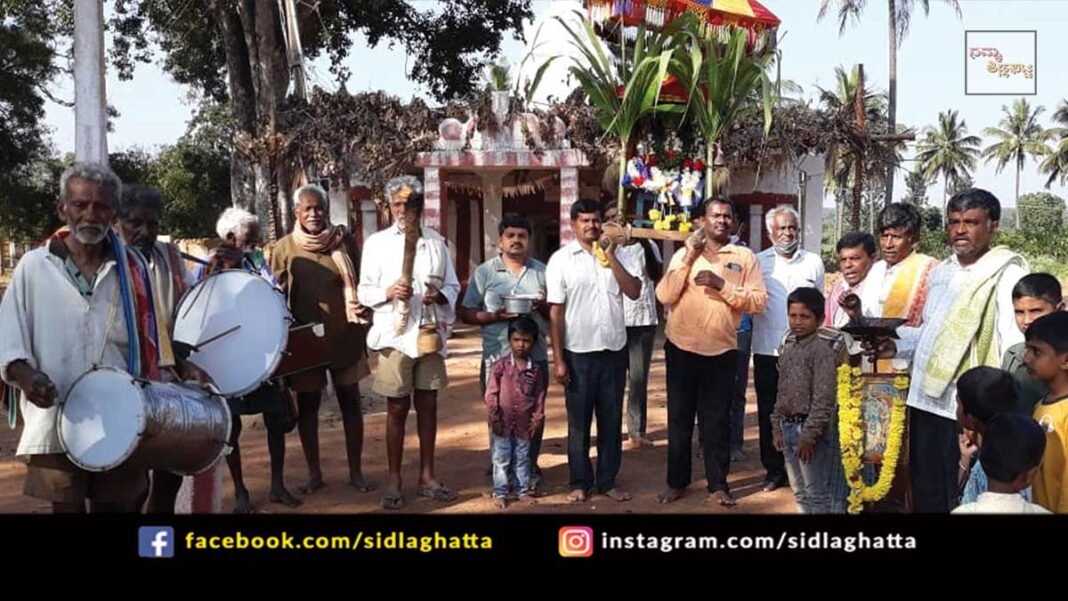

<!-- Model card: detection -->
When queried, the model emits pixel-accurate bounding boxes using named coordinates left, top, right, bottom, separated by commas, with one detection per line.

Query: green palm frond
left=672, top=18, right=777, bottom=196
left=1040, top=137, right=1068, bottom=187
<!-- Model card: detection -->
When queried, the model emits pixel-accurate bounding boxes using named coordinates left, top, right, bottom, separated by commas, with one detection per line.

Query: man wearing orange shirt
left=655, top=198, right=767, bottom=506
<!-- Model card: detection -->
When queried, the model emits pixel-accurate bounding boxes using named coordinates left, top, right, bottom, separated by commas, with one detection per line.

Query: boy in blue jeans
left=772, top=288, right=839, bottom=514
left=484, top=317, right=547, bottom=508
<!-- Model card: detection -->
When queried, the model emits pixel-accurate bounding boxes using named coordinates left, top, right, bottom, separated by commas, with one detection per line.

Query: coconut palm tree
left=915, top=109, right=981, bottom=224
left=1040, top=99, right=1068, bottom=188
left=818, top=0, right=962, bottom=206
left=982, top=98, right=1055, bottom=227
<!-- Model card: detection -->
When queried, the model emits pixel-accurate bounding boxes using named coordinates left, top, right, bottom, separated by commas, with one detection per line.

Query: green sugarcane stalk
left=618, top=143, right=628, bottom=216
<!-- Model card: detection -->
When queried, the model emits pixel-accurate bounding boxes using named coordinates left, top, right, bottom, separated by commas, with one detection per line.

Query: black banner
left=1, top=514, right=1064, bottom=566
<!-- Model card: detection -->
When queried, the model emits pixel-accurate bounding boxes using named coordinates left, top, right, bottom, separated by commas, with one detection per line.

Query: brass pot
left=417, top=325, right=443, bottom=357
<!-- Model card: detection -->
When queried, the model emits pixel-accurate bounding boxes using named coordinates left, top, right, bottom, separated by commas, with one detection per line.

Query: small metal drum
left=58, top=367, right=231, bottom=475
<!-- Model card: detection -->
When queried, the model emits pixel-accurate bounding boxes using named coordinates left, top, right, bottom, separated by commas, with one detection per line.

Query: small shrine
left=415, top=91, right=593, bottom=280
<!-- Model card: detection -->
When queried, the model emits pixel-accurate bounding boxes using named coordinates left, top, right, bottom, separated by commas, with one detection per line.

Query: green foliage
left=109, top=147, right=156, bottom=185
left=109, top=0, right=534, bottom=102
left=1017, top=191, right=1065, bottom=234
left=996, top=229, right=1068, bottom=278
left=919, top=205, right=942, bottom=231
left=0, top=1, right=70, bottom=239
left=1, top=102, right=231, bottom=241
left=915, top=228, right=1068, bottom=278
left=149, top=139, right=231, bottom=238
left=0, top=156, right=64, bottom=241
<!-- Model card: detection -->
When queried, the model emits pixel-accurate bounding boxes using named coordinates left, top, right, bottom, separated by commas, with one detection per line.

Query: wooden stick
left=601, top=222, right=696, bottom=245
left=395, top=204, right=419, bottom=335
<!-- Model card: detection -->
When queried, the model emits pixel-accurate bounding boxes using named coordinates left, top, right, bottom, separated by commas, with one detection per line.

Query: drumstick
left=180, top=251, right=210, bottom=266
left=194, top=324, right=242, bottom=350
left=181, top=274, right=211, bottom=320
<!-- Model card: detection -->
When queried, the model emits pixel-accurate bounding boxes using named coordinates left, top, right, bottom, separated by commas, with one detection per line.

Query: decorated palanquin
left=586, top=0, right=780, bottom=44
left=580, top=0, right=782, bottom=243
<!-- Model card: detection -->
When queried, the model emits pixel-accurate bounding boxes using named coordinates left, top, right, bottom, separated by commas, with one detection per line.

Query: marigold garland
left=837, top=365, right=908, bottom=514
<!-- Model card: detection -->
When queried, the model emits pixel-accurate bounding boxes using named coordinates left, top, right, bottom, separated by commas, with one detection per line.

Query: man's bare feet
left=628, top=435, right=654, bottom=449
left=707, top=490, right=737, bottom=507
left=493, top=496, right=508, bottom=509
left=603, top=487, right=632, bottom=502
left=233, top=489, right=253, bottom=514
left=296, top=475, right=325, bottom=495
left=268, top=487, right=303, bottom=508
left=349, top=474, right=378, bottom=493
left=656, top=487, right=686, bottom=504
left=567, top=489, right=588, bottom=503
left=518, top=493, right=538, bottom=506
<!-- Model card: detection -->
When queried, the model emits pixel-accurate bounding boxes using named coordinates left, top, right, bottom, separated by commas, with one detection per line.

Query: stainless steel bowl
left=502, top=294, right=540, bottom=315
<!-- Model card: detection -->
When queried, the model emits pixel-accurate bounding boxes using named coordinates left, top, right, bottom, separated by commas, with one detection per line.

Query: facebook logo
left=138, top=527, right=175, bottom=558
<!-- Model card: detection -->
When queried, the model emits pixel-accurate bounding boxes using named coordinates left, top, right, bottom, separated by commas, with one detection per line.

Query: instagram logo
left=559, top=526, right=594, bottom=558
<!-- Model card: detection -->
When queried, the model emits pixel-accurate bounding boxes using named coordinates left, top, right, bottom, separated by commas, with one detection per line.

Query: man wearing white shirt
left=865, top=203, right=938, bottom=328
left=358, top=182, right=460, bottom=510
left=874, top=189, right=1027, bottom=513
left=0, top=163, right=151, bottom=513
left=751, top=205, right=825, bottom=492
left=850, top=204, right=938, bottom=378
left=824, top=232, right=876, bottom=328
left=547, top=199, right=641, bottom=503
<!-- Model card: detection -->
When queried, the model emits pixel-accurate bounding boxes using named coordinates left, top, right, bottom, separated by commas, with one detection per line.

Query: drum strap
left=97, top=284, right=122, bottom=367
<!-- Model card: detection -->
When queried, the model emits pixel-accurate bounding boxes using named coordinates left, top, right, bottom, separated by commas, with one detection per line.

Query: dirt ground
left=0, top=324, right=797, bottom=514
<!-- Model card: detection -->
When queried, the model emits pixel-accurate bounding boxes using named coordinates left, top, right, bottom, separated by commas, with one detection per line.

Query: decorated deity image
left=862, top=385, right=894, bottom=458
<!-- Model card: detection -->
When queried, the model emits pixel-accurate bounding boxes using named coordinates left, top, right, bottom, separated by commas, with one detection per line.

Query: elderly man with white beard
left=0, top=163, right=166, bottom=513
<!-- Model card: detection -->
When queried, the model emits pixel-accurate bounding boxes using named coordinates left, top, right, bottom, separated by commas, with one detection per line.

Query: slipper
left=418, top=482, right=458, bottom=502
left=380, top=491, right=405, bottom=510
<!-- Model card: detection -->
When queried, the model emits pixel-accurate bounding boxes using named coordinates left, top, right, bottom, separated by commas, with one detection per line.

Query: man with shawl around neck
left=270, top=184, right=375, bottom=496
left=870, top=189, right=1028, bottom=513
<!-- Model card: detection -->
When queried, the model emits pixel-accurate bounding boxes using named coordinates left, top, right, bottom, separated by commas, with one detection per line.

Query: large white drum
left=173, top=269, right=290, bottom=397
left=57, top=367, right=231, bottom=474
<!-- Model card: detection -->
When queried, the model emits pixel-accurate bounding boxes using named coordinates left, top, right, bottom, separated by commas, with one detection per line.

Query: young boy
left=1024, top=312, right=1068, bottom=513
left=1004, top=273, right=1063, bottom=414
left=772, top=288, right=840, bottom=514
left=952, top=413, right=1050, bottom=514
left=955, top=366, right=1021, bottom=505
left=484, top=316, right=547, bottom=509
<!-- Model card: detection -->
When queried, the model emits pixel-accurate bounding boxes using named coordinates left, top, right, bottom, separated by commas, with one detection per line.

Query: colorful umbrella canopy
left=586, top=0, right=780, bottom=32
left=590, top=0, right=780, bottom=103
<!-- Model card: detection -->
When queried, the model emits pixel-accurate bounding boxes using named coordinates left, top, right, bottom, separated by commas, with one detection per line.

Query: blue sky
left=43, top=0, right=1068, bottom=207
